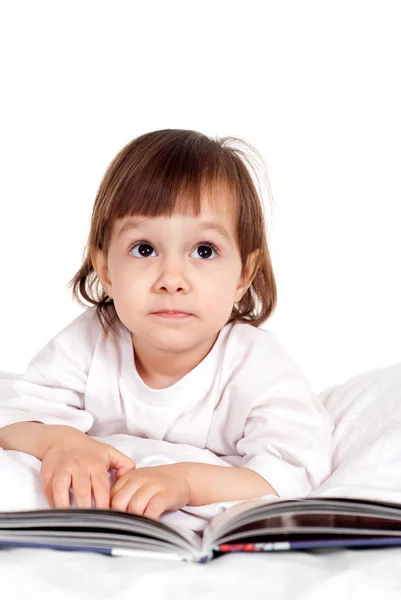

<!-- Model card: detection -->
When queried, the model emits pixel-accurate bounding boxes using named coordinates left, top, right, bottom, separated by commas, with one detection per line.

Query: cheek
left=206, top=262, right=242, bottom=290
left=201, top=270, right=239, bottom=308
left=110, top=258, right=142, bottom=287
left=108, top=262, right=144, bottom=305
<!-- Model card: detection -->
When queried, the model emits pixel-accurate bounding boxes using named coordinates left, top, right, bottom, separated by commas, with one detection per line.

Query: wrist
left=0, top=422, right=87, bottom=461
left=165, top=462, right=194, bottom=504
left=39, top=424, right=87, bottom=459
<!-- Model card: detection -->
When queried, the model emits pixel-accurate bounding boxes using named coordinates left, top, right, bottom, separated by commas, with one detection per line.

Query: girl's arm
left=171, top=462, right=278, bottom=505
left=0, top=309, right=98, bottom=434
left=176, top=375, right=333, bottom=504
left=0, top=421, right=81, bottom=459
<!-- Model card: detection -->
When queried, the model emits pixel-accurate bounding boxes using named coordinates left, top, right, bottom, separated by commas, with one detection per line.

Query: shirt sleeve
left=0, top=310, right=97, bottom=433
left=236, top=373, right=333, bottom=499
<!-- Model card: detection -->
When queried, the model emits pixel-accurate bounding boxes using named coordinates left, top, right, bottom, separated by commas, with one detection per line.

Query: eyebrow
left=117, top=218, right=233, bottom=243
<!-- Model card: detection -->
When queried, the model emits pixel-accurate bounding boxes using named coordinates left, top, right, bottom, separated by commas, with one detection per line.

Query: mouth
left=151, top=311, right=193, bottom=319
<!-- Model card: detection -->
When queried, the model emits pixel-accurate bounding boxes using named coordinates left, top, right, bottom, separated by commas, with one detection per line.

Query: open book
left=2, top=497, right=401, bottom=563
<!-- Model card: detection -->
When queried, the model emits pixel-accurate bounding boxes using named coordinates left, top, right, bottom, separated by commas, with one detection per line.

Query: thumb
left=107, top=447, right=136, bottom=478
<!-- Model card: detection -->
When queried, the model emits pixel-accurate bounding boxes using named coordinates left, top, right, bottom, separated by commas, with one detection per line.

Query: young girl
left=0, top=129, right=332, bottom=520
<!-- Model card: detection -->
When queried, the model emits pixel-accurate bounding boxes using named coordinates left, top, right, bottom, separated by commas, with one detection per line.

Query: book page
left=201, top=494, right=285, bottom=549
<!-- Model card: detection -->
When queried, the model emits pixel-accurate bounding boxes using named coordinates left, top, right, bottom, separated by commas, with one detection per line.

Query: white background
left=0, top=0, right=399, bottom=393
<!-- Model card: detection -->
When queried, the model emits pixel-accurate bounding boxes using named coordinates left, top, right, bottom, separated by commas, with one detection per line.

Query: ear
left=234, top=249, right=260, bottom=303
left=91, top=247, right=114, bottom=299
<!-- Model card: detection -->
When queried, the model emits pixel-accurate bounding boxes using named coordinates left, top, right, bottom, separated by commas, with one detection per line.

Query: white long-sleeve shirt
left=0, top=307, right=333, bottom=498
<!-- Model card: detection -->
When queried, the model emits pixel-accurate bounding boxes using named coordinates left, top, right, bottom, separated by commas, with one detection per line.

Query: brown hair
left=66, top=129, right=277, bottom=336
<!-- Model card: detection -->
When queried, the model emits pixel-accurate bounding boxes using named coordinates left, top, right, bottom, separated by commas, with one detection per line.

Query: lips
left=153, top=311, right=191, bottom=316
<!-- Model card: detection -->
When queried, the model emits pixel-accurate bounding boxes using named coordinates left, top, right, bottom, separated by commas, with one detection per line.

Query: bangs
left=107, top=131, right=239, bottom=223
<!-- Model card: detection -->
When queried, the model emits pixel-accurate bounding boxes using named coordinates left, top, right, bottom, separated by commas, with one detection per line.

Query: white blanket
left=1, top=363, right=401, bottom=529
left=315, top=361, right=401, bottom=502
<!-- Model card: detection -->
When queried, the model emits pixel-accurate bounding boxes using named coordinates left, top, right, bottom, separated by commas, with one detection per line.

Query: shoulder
left=28, top=307, right=104, bottom=373
left=47, top=306, right=101, bottom=349
left=224, top=321, right=304, bottom=376
left=220, top=321, right=313, bottom=394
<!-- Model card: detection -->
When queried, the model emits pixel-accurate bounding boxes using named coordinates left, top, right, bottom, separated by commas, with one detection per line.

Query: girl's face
left=93, top=186, right=255, bottom=355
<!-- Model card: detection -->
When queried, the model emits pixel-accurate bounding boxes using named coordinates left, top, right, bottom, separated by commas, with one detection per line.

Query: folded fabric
left=314, top=362, right=401, bottom=502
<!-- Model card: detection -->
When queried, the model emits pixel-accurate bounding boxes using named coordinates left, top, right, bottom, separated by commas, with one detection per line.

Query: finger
left=143, top=493, right=168, bottom=521
left=91, top=470, right=111, bottom=510
left=110, top=479, right=143, bottom=512
left=109, top=474, right=127, bottom=499
left=40, top=466, right=56, bottom=508
left=109, top=449, right=136, bottom=478
left=114, top=465, right=135, bottom=480
left=127, top=485, right=159, bottom=517
left=71, top=473, right=93, bottom=509
left=52, top=472, right=73, bottom=509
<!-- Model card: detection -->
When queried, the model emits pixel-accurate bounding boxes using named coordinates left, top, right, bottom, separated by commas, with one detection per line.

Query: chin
left=148, top=329, right=202, bottom=351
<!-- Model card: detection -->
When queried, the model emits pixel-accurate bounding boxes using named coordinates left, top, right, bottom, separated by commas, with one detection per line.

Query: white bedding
left=1, top=363, right=401, bottom=599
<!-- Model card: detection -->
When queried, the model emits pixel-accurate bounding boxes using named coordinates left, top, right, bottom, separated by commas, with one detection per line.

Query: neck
left=131, top=332, right=220, bottom=389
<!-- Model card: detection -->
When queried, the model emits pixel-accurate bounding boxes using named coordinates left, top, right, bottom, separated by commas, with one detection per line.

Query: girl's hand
left=109, top=464, right=191, bottom=520
left=40, top=431, right=136, bottom=509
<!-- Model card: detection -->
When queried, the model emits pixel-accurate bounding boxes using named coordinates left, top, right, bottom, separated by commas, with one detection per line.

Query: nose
left=154, top=255, right=189, bottom=294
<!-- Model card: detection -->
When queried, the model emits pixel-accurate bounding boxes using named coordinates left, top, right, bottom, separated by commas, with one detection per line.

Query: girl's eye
left=129, top=242, right=156, bottom=258
left=129, top=241, right=219, bottom=260
left=190, top=243, right=218, bottom=260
